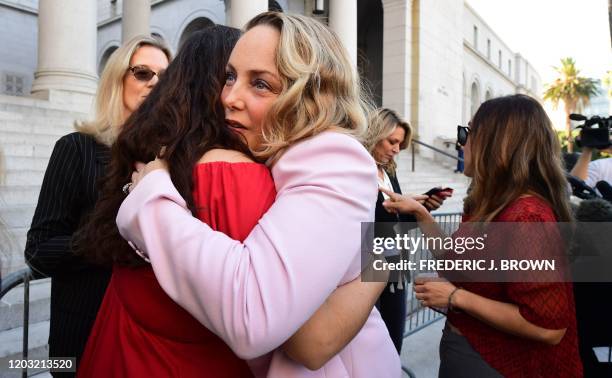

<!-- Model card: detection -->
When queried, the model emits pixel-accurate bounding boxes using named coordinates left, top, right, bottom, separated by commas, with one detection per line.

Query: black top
left=375, top=171, right=417, bottom=223
left=25, top=132, right=111, bottom=369
left=374, top=170, right=416, bottom=284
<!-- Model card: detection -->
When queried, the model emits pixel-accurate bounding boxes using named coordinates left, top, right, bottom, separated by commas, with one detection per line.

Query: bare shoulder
left=197, top=149, right=254, bottom=164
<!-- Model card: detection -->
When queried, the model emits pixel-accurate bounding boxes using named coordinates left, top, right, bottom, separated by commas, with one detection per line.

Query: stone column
left=328, top=0, right=357, bottom=67
left=122, top=0, right=151, bottom=43
left=229, top=0, right=267, bottom=29
left=31, top=0, right=98, bottom=98
left=381, top=0, right=413, bottom=120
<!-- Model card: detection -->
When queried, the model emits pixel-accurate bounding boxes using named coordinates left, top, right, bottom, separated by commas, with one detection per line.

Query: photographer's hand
left=570, top=147, right=593, bottom=182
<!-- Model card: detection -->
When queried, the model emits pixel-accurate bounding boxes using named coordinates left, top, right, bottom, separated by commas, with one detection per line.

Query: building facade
left=1, top=0, right=542, bottom=133
left=0, top=0, right=542, bottom=274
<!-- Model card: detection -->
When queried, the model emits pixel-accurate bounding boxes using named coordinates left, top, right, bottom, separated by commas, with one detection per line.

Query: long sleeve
left=116, top=132, right=378, bottom=359
left=24, top=134, right=99, bottom=276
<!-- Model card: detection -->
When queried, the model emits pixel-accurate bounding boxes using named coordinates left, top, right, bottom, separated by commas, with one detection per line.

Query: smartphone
left=424, top=187, right=453, bottom=197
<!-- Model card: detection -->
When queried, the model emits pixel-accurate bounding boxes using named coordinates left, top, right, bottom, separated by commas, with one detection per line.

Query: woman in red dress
left=75, top=23, right=389, bottom=377
left=382, top=94, right=583, bottom=377
left=74, top=26, right=260, bottom=377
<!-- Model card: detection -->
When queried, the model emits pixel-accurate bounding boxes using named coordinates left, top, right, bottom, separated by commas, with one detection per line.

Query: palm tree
left=602, top=70, right=612, bottom=98
left=543, top=57, right=599, bottom=152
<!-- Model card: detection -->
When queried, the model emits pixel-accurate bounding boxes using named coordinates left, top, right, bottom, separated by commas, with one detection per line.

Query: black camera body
left=571, top=113, right=612, bottom=149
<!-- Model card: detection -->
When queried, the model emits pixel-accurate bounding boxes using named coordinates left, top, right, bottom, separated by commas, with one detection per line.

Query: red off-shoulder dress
left=78, top=162, right=276, bottom=377
left=448, top=196, right=582, bottom=377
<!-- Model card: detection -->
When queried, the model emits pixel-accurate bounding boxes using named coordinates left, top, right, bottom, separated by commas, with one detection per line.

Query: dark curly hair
left=75, top=25, right=248, bottom=266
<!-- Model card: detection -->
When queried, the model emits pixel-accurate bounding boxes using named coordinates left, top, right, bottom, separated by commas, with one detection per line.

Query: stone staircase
left=0, top=94, right=89, bottom=374
left=395, top=148, right=469, bottom=214
left=0, top=94, right=87, bottom=275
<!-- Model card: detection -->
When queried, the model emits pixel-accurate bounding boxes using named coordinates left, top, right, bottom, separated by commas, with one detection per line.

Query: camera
left=571, top=113, right=612, bottom=149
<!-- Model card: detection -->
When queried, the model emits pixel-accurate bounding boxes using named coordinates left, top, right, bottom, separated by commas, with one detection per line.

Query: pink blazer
left=116, top=132, right=401, bottom=377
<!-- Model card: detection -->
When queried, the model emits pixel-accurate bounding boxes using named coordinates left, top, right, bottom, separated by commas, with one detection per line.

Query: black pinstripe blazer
left=25, top=132, right=111, bottom=372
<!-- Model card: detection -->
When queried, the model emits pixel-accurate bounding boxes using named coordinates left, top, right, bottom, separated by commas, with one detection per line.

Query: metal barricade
left=1, top=267, right=39, bottom=378
left=401, top=212, right=462, bottom=377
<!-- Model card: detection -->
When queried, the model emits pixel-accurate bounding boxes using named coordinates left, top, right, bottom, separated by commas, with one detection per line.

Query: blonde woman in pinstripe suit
left=24, top=35, right=170, bottom=376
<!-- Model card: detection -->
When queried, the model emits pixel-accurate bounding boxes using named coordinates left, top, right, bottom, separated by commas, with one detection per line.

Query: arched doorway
left=485, top=89, right=492, bottom=101
left=151, top=32, right=165, bottom=43
left=178, top=17, right=215, bottom=51
left=268, top=0, right=283, bottom=12
left=357, top=0, right=383, bottom=106
left=470, top=81, right=480, bottom=117
left=98, top=46, right=118, bottom=76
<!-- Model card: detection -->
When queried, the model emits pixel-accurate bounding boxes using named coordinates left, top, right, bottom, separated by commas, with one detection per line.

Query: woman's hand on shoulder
left=129, top=158, right=168, bottom=193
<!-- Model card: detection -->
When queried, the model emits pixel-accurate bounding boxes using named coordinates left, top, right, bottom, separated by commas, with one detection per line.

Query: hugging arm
left=116, top=134, right=379, bottom=359
left=282, top=277, right=387, bottom=370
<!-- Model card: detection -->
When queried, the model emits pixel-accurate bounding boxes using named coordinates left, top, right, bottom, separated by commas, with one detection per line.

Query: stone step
left=0, top=112, right=81, bottom=124
left=2, top=260, right=31, bottom=279
left=9, top=227, right=28, bottom=247
left=0, top=279, right=51, bottom=332
left=0, top=120, right=75, bottom=138
left=0, top=102, right=86, bottom=119
left=0, top=143, right=53, bottom=159
left=395, top=150, right=469, bottom=215
left=0, top=130, right=62, bottom=151
left=2, top=227, right=28, bottom=262
left=400, top=180, right=469, bottom=191
left=0, top=320, right=50, bottom=376
left=0, top=185, right=41, bottom=205
left=0, top=110, right=24, bottom=122
left=2, top=155, right=50, bottom=172
left=3, top=170, right=44, bottom=186
left=0, top=205, right=35, bottom=229
left=397, top=177, right=468, bottom=188
left=30, top=371, right=53, bottom=377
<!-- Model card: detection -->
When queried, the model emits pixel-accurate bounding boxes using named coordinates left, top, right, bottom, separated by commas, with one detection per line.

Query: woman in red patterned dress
left=382, top=94, right=583, bottom=377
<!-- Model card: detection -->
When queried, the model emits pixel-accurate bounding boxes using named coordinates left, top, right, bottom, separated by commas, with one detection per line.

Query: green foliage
left=603, top=70, right=612, bottom=98
left=543, top=57, right=599, bottom=110
left=556, top=129, right=580, bottom=152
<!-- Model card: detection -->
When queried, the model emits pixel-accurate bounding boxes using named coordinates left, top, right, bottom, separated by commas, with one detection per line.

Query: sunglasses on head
left=128, top=65, right=162, bottom=82
left=457, top=125, right=471, bottom=146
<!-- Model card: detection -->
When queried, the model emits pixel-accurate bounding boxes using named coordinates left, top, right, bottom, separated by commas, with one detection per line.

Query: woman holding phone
left=364, top=107, right=450, bottom=353
left=381, top=94, right=582, bottom=377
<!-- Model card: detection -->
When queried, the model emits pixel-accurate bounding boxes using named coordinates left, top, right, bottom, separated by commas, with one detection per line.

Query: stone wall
left=0, top=4, right=38, bottom=96
left=417, top=0, right=464, bottom=152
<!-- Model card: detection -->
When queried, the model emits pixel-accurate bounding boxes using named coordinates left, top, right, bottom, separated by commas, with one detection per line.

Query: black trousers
left=438, top=322, right=502, bottom=378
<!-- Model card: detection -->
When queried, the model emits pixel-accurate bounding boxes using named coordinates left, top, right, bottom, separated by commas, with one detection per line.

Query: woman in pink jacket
left=120, top=12, right=401, bottom=377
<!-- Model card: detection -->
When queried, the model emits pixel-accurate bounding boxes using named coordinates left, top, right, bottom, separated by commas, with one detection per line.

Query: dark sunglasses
left=457, top=125, right=471, bottom=147
left=128, top=65, right=162, bottom=82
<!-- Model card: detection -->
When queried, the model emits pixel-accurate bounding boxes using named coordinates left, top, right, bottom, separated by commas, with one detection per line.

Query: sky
left=466, top=0, right=611, bottom=86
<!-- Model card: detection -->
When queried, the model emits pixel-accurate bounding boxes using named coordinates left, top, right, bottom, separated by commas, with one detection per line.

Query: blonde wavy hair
left=363, top=108, right=412, bottom=175
left=464, top=94, right=573, bottom=222
left=244, top=12, right=373, bottom=164
left=76, top=35, right=172, bottom=146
